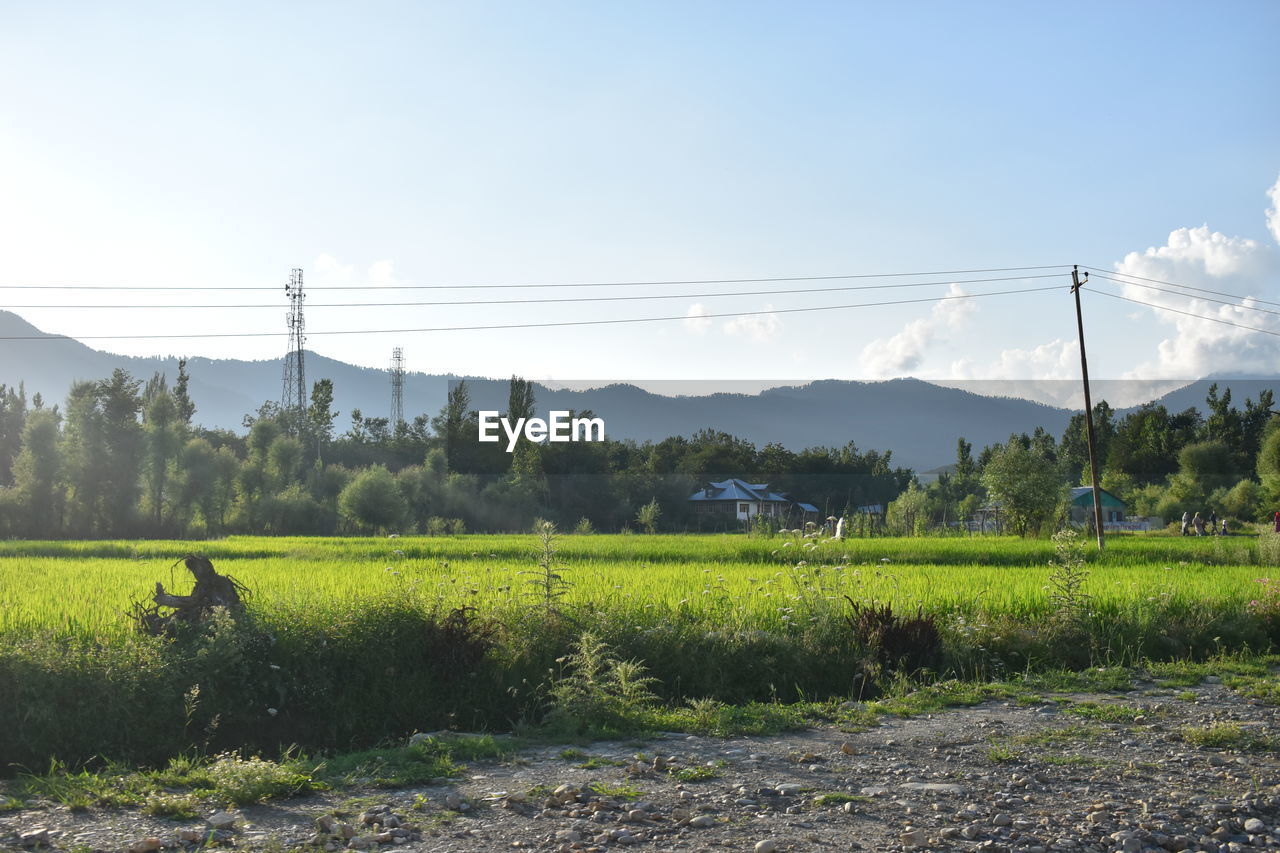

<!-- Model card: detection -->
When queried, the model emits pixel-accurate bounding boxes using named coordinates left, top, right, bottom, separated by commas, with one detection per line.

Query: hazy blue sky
left=2, top=1, right=1278, bottom=391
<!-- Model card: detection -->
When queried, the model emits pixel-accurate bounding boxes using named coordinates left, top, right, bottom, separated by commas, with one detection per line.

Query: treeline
left=3, top=368, right=1276, bottom=539
left=0, top=370, right=912, bottom=538
left=894, top=384, right=1280, bottom=536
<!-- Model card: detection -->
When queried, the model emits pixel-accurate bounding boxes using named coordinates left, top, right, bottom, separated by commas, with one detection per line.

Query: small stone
left=961, top=824, right=982, bottom=840
left=840, top=742, right=856, bottom=755
left=689, top=815, right=716, bottom=828
left=128, top=838, right=162, bottom=853
left=338, top=824, right=356, bottom=840
left=755, top=841, right=779, bottom=853
left=178, top=829, right=205, bottom=844
left=776, top=784, right=803, bottom=796
left=346, top=836, right=372, bottom=850
left=992, top=813, right=1012, bottom=826
left=554, top=830, right=581, bottom=843
left=1244, top=818, right=1266, bottom=833
left=207, top=813, right=238, bottom=830
left=901, top=828, right=927, bottom=848
left=444, top=793, right=463, bottom=811
left=316, top=816, right=337, bottom=834
left=842, top=801, right=857, bottom=814
left=19, top=829, right=50, bottom=848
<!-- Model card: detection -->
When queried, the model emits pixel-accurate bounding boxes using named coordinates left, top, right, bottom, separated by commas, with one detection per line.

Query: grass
left=811, top=791, right=870, bottom=807
left=1059, top=701, right=1148, bottom=723
left=587, top=781, right=642, bottom=800
left=0, top=533, right=1270, bottom=641
left=2, top=532, right=1278, bottom=772
left=1180, top=722, right=1280, bottom=752
left=669, top=766, right=721, bottom=782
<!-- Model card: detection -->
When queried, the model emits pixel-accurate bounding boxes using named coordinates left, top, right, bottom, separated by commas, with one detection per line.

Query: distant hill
left=3, top=310, right=1276, bottom=471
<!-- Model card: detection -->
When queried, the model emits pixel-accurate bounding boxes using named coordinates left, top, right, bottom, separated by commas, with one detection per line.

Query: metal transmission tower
left=390, top=347, right=405, bottom=428
left=281, top=268, right=307, bottom=419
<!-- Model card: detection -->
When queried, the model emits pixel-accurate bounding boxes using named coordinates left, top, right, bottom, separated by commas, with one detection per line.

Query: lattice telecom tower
left=390, top=347, right=405, bottom=427
left=281, top=268, right=307, bottom=417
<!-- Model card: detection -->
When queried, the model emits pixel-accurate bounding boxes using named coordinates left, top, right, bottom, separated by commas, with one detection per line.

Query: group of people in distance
left=1180, top=509, right=1227, bottom=536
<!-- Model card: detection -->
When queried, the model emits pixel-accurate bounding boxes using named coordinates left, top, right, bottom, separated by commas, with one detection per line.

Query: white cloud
left=683, top=303, right=712, bottom=334
left=722, top=304, right=781, bottom=341
left=1267, top=173, right=1280, bottom=246
left=860, top=284, right=974, bottom=377
left=312, top=254, right=399, bottom=285
left=313, top=252, right=355, bottom=282
left=1110, top=207, right=1280, bottom=378
left=960, top=338, right=1080, bottom=381
left=368, top=259, right=397, bottom=284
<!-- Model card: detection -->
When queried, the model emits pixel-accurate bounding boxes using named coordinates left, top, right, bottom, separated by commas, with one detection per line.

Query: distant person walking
left=1193, top=512, right=1206, bottom=536
left=1181, top=511, right=1191, bottom=536
left=1209, top=510, right=1218, bottom=535
left=1221, top=518, right=1228, bottom=536
left=1274, top=511, right=1280, bottom=533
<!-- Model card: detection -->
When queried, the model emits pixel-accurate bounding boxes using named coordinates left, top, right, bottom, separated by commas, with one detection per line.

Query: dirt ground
left=3, top=671, right=1279, bottom=853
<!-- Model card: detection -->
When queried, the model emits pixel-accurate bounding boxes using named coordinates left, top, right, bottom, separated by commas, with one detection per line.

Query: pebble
left=206, top=812, right=238, bottom=830
left=754, top=841, right=778, bottom=853
left=688, top=815, right=716, bottom=828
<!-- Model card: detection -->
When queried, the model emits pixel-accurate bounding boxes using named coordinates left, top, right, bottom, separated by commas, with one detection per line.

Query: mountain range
left=2, top=309, right=1276, bottom=472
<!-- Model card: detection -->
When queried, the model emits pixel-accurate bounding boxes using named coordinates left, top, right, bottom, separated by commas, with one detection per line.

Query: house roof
left=688, top=478, right=791, bottom=504
left=797, top=503, right=819, bottom=513
left=1069, top=486, right=1126, bottom=507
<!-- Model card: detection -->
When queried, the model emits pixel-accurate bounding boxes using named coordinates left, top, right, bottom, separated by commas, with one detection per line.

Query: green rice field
left=1, top=532, right=1272, bottom=640
left=2, top=531, right=1278, bottom=768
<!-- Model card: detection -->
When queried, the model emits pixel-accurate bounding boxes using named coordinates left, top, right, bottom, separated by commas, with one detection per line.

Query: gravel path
left=3, top=672, right=1279, bottom=853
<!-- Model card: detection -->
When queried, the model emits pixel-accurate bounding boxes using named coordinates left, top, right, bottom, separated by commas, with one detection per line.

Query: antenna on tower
left=390, top=347, right=405, bottom=429
left=281, top=268, right=307, bottom=424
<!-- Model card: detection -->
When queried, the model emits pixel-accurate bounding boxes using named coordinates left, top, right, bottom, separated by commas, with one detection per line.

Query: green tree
left=10, top=409, right=64, bottom=535
left=142, top=389, right=184, bottom=533
left=636, top=498, right=661, bottom=534
left=98, top=369, right=144, bottom=534
left=308, top=378, right=337, bottom=462
left=886, top=480, right=930, bottom=535
left=0, top=383, right=28, bottom=487
left=338, top=464, right=407, bottom=533
left=61, top=380, right=109, bottom=534
left=432, top=381, right=474, bottom=473
left=1257, top=422, right=1280, bottom=508
left=981, top=437, right=1066, bottom=537
left=173, top=358, right=196, bottom=425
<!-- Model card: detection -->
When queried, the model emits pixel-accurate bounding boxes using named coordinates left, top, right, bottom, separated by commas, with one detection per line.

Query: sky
left=1, top=1, right=1279, bottom=401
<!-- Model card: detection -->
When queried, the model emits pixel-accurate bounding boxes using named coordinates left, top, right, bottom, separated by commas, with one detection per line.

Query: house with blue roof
left=688, top=478, right=818, bottom=523
left=1068, top=486, right=1127, bottom=525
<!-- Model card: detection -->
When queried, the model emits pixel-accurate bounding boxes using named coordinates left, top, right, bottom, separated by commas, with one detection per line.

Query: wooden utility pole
left=1071, top=265, right=1105, bottom=550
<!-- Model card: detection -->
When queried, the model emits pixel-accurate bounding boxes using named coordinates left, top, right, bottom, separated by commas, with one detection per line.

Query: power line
left=1088, top=272, right=1280, bottom=319
left=0, top=285, right=1060, bottom=341
left=0, top=273, right=1066, bottom=310
left=1082, top=265, right=1280, bottom=308
left=1083, top=287, right=1280, bottom=338
left=0, top=264, right=1072, bottom=292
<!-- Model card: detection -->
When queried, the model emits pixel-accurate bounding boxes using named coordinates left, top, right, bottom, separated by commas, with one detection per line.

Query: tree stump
left=133, top=554, right=247, bottom=635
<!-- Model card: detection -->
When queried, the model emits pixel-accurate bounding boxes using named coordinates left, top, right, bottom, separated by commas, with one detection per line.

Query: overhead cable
left=0, top=285, right=1060, bottom=341
left=1084, top=288, right=1280, bottom=338
left=0, top=264, right=1073, bottom=292
left=1088, top=272, right=1280, bottom=319
left=1082, top=266, right=1280, bottom=309
left=1, top=273, right=1066, bottom=310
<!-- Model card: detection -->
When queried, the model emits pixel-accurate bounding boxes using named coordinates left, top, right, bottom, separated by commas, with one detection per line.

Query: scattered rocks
left=3, top=675, right=1279, bottom=852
